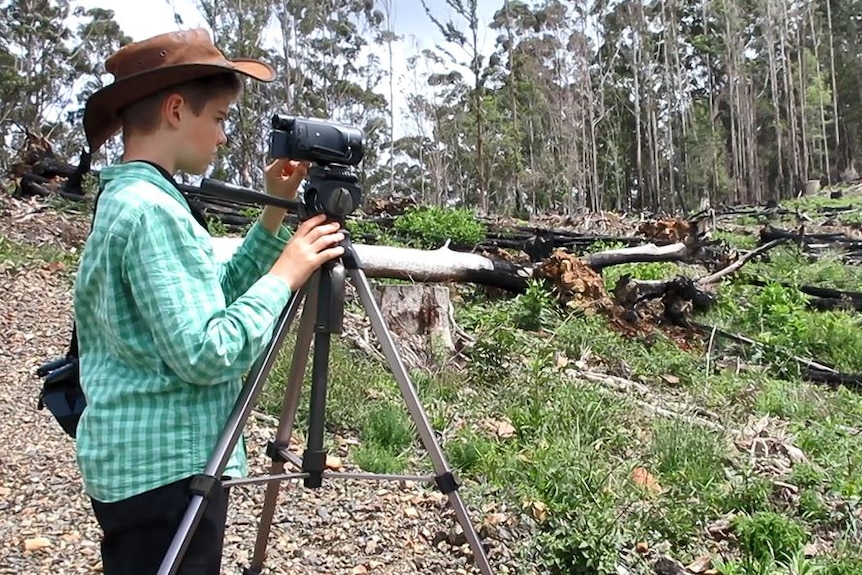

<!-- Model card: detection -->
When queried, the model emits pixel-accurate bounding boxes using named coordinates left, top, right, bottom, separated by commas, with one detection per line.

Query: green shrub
left=362, top=403, right=413, bottom=453
left=392, top=205, right=485, bottom=248
left=732, top=511, right=807, bottom=563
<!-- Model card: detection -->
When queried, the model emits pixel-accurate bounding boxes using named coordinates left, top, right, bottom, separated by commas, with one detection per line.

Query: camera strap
left=134, top=160, right=211, bottom=231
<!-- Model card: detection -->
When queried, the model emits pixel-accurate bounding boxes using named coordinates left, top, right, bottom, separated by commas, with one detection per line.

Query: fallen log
left=758, top=225, right=862, bottom=265
left=611, top=239, right=788, bottom=325
left=210, top=239, right=534, bottom=292
left=742, top=278, right=862, bottom=312
left=805, top=369, right=862, bottom=389
left=807, top=297, right=862, bottom=312
left=689, top=198, right=862, bottom=224
left=210, top=234, right=736, bottom=298
left=30, top=157, right=82, bottom=180
left=13, top=151, right=91, bottom=199
left=476, top=229, right=648, bottom=260
left=759, top=224, right=862, bottom=250
left=582, top=242, right=690, bottom=271
left=689, top=321, right=861, bottom=392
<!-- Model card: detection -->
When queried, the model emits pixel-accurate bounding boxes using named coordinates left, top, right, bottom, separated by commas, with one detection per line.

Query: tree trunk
left=504, top=0, right=521, bottom=215
left=826, top=0, right=840, bottom=173
left=630, top=1, right=645, bottom=210
left=797, top=22, right=810, bottom=183
left=369, top=284, right=459, bottom=371
left=780, top=0, right=801, bottom=194
left=765, top=0, right=785, bottom=197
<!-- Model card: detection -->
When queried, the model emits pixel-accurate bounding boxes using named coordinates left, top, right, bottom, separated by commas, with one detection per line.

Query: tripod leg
left=246, top=277, right=320, bottom=574
left=156, top=288, right=305, bottom=575
left=302, top=260, right=345, bottom=489
left=347, top=268, right=495, bottom=575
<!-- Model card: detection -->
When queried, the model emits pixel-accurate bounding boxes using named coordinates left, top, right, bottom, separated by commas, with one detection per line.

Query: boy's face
left=173, top=92, right=235, bottom=175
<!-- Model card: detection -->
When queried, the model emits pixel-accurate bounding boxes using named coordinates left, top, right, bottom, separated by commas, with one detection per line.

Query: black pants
left=90, top=476, right=230, bottom=575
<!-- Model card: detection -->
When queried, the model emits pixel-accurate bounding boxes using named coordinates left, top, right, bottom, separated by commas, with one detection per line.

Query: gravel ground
left=0, top=195, right=524, bottom=574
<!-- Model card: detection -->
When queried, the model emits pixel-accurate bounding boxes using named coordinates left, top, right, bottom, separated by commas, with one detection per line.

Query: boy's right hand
left=270, top=214, right=345, bottom=291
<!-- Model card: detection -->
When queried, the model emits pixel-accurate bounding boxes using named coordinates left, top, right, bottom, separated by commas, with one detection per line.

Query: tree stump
left=804, top=179, right=821, bottom=195
left=371, top=284, right=458, bottom=372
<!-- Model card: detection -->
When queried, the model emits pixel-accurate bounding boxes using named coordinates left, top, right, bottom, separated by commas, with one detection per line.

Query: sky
left=72, top=0, right=503, bottom=141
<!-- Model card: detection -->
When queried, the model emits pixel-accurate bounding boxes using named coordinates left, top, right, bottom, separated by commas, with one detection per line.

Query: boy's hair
left=119, top=72, right=242, bottom=138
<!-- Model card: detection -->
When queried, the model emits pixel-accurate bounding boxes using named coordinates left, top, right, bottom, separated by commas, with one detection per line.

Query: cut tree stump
left=370, top=284, right=458, bottom=372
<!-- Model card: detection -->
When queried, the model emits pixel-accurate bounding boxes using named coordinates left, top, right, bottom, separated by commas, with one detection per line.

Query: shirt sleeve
left=218, top=220, right=292, bottom=305
left=123, top=202, right=293, bottom=386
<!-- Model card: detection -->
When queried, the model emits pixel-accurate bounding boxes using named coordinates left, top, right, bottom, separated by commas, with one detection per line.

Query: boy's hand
left=270, top=214, right=345, bottom=291
left=265, top=158, right=309, bottom=200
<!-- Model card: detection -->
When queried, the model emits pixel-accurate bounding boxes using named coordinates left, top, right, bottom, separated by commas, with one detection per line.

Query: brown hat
left=83, top=28, right=275, bottom=152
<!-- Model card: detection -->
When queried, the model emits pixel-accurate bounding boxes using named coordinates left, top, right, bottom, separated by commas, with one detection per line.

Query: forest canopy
left=2, top=0, right=861, bottom=216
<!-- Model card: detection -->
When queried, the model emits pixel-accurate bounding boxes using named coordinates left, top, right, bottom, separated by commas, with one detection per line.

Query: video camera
left=268, top=115, right=365, bottom=219
left=269, top=115, right=363, bottom=167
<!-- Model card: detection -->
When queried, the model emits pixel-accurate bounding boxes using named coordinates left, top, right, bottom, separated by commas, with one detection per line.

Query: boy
left=73, top=28, right=344, bottom=574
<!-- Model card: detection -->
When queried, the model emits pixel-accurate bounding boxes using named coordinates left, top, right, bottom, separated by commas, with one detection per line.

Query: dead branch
left=653, top=556, right=694, bottom=575
left=696, top=238, right=786, bottom=285
left=578, top=370, right=726, bottom=432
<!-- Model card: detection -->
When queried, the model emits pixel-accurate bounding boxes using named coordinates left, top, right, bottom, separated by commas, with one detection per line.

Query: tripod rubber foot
left=435, top=471, right=460, bottom=494
left=301, top=449, right=327, bottom=488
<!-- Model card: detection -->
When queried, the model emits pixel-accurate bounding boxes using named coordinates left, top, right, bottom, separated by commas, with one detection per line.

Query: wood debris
left=534, top=248, right=613, bottom=314
left=638, top=218, right=695, bottom=244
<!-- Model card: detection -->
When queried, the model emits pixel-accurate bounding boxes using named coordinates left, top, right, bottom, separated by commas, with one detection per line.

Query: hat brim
left=84, top=59, right=275, bottom=152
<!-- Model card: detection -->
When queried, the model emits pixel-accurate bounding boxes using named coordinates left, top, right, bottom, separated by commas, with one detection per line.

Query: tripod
left=155, top=230, right=495, bottom=575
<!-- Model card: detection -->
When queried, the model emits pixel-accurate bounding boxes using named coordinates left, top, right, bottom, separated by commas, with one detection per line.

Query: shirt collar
left=99, top=161, right=211, bottom=230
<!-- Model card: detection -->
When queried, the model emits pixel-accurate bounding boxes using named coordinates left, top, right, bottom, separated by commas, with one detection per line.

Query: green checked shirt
left=74, top=161, right=293, bottom=503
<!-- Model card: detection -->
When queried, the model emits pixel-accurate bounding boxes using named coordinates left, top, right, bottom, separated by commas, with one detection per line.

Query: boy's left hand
left=265, top=158, right=309, bottom=200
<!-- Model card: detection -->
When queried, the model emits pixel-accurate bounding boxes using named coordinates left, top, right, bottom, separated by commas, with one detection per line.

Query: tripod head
left=190, top=166, right=360, bottom=223
left=300, top=164, right=362, bottom=222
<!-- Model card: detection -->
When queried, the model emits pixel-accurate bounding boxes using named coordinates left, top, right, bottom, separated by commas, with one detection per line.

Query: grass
left=257, top=261, right=862, bottom=573
left=7, top=186, right=861, bottom=575
left=0, top=236, right=79, bottom=272
left=257, top=197, right=862, bottom=574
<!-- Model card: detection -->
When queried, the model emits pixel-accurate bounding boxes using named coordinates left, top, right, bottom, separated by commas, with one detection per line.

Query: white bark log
left=582, top=242, right=689, bottom=270
left=210, top=238, right=534, bottom=291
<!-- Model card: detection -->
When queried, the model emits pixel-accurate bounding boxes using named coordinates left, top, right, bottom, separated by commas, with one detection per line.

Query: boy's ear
left=162, top=92, right=186, bottom=129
